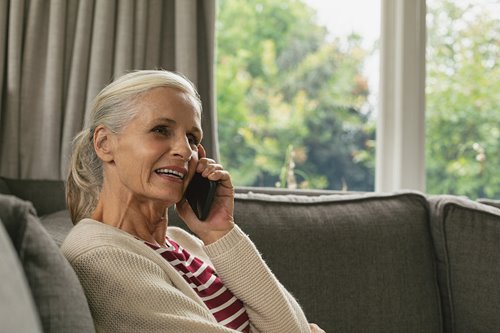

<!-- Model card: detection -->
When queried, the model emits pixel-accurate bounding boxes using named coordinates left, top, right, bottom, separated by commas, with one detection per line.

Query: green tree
left=216, top=0, right=375, bottom=190
left=426, top=0, right=500, bottom=198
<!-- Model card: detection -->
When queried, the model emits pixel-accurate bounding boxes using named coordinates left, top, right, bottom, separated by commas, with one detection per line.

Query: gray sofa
left=1, top=177, right=500, bottom=333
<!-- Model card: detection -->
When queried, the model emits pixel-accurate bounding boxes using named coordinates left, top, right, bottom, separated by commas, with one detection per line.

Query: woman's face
left=106, top=87, right=202, bottom=205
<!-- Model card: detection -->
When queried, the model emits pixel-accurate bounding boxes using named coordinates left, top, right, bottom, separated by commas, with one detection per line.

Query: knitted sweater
left=61, top=219, right=310, bottom=333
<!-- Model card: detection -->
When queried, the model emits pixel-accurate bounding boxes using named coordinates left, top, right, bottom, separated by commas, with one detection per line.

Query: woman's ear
left=93, top=125, right=114, bottom=162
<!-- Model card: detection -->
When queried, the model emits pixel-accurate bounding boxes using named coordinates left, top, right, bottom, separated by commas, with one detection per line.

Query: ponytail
left=66, top=128, right=103, bottom=224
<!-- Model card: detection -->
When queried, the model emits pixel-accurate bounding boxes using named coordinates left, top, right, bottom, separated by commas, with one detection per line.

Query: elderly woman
left=62, top=70, right=324, bottom=333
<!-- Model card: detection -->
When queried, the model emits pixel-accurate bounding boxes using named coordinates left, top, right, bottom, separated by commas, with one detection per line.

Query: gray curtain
left=0, top=0, right=218, bottom=180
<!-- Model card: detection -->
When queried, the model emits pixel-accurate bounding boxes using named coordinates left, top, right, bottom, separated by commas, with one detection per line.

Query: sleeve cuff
left=203, top=224, right=247, bottom=258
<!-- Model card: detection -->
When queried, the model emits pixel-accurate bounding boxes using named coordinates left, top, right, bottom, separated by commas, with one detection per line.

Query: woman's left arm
left=203, top=225, right=311, bottom=333
left=177, top=146, right=312, bottom=332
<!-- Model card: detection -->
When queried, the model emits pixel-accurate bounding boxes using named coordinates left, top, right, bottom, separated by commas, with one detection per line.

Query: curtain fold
left=0, top=0, right=217, bottom=180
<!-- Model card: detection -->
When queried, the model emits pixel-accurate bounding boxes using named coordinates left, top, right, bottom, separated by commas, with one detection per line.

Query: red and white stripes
left=144, top=238, right=250, bottom=332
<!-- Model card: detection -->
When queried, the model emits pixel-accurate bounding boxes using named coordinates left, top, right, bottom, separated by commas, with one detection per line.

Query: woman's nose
left=172, top=136, right=193, bottom=161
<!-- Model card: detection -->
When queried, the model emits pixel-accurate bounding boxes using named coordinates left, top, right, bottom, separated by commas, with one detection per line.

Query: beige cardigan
left=62, top=219, right=310, bottom=333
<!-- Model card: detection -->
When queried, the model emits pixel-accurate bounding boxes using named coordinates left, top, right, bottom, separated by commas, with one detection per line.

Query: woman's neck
left=91, top=185, right=170, bottom=248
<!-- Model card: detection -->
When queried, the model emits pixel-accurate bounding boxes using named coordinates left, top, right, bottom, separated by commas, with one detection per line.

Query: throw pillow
left=0, top=219, right=42, bottom=332
left=0, top=194, right=95, bottom=332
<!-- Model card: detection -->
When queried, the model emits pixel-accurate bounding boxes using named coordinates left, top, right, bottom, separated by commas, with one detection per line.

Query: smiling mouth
left=155, top=168, right=186, bottom=180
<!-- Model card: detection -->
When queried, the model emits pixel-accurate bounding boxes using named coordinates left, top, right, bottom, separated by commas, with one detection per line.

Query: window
left=426, top=0, right=500, bottom=199
left=216, top=0, right=500, bottom=198
left=216, top=0, right=380, bottom=191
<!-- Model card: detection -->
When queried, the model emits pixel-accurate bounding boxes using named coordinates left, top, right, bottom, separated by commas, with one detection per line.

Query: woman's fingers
left=195, top=145, right=230, bottom=182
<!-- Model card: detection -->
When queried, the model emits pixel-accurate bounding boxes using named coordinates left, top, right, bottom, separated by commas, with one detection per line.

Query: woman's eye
left=152, top=126, right=170, bottom=136
left=187, top=134, right=199, bottom=146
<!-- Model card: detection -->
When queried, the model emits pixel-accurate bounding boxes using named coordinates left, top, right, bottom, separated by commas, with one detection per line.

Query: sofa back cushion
left=39, top=210, right=74, bottom=247
left=0, top=178, right=66, bottom=216
left=169, top=191, right=442, bottom=333
left=477, top=198, right=500, bottom=210
left=430, top=196, right=500, bottom=333
left=0, top=177, right=10, bottom=195
left=0, top=194, right=95, bottom=332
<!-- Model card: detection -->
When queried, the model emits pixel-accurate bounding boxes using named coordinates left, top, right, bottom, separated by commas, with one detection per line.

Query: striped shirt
left=144, top=237, right=251, bottom=332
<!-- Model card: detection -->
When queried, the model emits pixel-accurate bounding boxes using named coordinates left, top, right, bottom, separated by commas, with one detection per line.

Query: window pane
left=426, top=0, right=500, bottom=198
left=216, top=0, right=380, bottom=191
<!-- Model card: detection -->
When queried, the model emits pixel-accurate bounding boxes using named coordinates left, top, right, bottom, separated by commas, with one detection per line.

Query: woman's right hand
left=176, top=145, right=235, bottom=245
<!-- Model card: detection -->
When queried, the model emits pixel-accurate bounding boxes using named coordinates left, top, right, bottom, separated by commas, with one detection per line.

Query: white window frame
left=376, top=0, right=426, bottom=192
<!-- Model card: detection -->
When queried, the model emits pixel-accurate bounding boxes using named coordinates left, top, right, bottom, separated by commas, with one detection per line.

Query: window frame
left=375, top=0, right=427, bottom=192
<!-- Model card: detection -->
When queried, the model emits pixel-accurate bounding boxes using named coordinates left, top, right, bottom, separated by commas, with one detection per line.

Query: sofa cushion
left=0, top=178, right=66, bottom=216
left=0, top=219, right=42, bottom=332
left=40, top=210, right=73, bottom=247
left=0, top=194, right=95, bottom=332
left=169, top=190, right=442, bottom=333
left=0, top=177, right=11, bottom=194
left=430, top=195, right=500, bottom=332
left=477, top=198, right=500, bottom=210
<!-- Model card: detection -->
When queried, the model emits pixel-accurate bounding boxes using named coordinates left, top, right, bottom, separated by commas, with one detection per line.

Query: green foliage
left=426, top=0, right=500, bottom=198
left=216, top=0, right=375, bottom=190
left=216, top=0, right=499, bottom=197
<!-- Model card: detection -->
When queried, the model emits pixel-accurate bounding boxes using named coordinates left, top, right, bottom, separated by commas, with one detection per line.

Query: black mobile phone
left=184, top=173, right=217, bottom=220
